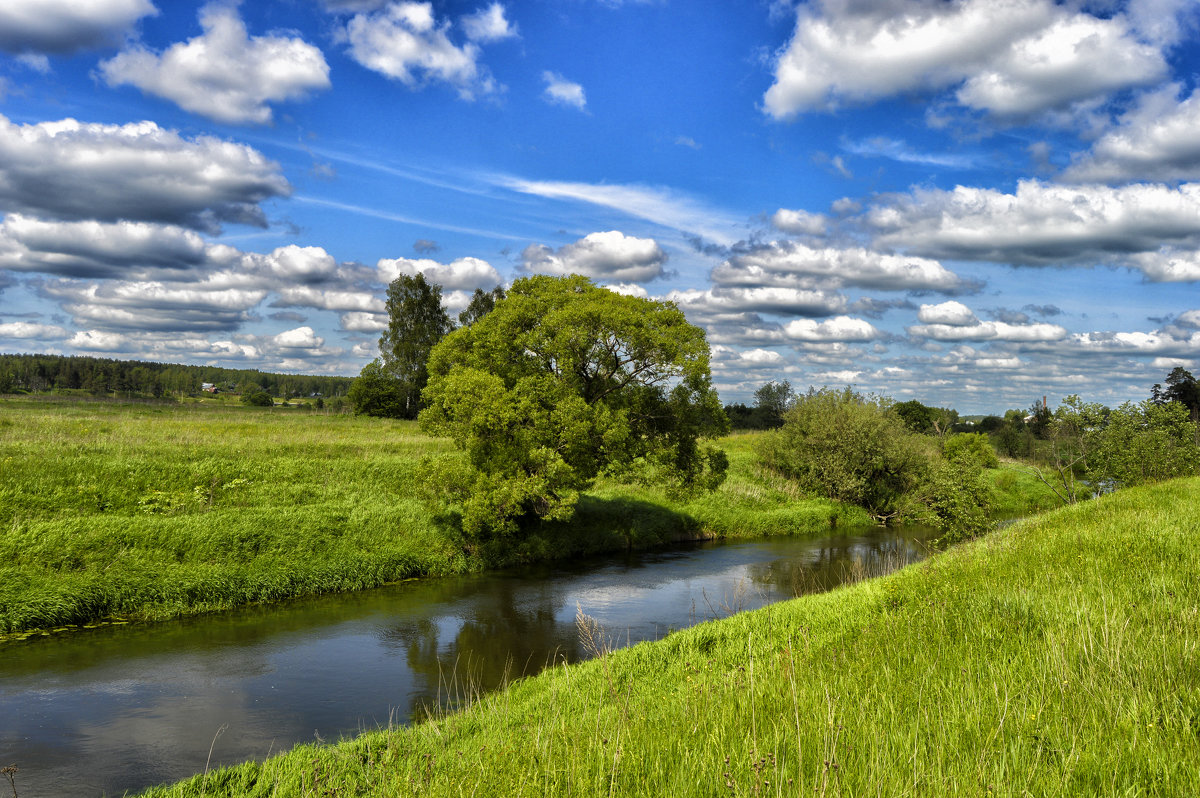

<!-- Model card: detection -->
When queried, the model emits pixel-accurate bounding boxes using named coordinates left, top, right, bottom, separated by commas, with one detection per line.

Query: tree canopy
left=418, top=275, right=729, bottom=540
left=350, top=273, right=454, bottom=418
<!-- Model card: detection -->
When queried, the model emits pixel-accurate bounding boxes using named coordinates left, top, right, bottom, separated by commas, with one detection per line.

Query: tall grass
left=142, top=477, right=1200, bottom=797
left=1, top=401, right=873, bottom=635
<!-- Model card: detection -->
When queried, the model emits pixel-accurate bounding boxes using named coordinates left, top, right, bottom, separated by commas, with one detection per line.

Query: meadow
left=141, top=475, right=1200, bottom=797
left=4, top=396, right=1049, bottom=637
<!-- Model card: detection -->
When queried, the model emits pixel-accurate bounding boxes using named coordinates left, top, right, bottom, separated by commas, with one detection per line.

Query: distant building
left=201, top=383, right=218, bottom=393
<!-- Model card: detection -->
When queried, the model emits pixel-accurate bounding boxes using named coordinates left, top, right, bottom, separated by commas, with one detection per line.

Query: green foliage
left=239, top=390, right=272, bottom=407
left=921, top=458, right=994, bottom=541
left=0, top=399, right=860, bottom=634
left=751, top=380, right=793, bottom=428
left=419, top=275, right=729, bottom=540
left=457, top=285, right=505, bottom=327
left=347, top=359, right=409, bottom=418
left=891, top=399, right=935, bottom=434
left=757, top=387, right=933, bottom=520
left=1091, top=400, right=1199, bottom=488
left=942, top=432, right=999, bottom=468
left=377, top=273, right=454, bottom=419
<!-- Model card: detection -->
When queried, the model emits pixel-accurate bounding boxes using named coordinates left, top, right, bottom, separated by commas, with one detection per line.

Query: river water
left=0, top=527, right=933, bottom=797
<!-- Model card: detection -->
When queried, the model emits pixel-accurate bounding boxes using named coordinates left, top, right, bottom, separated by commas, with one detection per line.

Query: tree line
left=0, top=353, right=353, bottom=400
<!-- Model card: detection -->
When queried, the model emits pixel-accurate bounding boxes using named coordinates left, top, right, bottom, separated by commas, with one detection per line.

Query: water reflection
left=0, top=527, right=932, bottom=797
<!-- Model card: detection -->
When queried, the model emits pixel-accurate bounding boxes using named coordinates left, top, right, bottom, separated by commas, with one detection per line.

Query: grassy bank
left=1, top=400, right=871, bottom=636
left=144, top=476, right=1200, bottom=797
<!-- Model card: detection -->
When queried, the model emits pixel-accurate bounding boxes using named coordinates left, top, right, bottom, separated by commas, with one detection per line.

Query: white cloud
left=713, top=242, right=974, bottom=294
left=100, top=3, right=330, bottom=125
left=784, top=316, right=881, bottom=342
left=462, top=3, right=517, bottom=43
left=867, top=180, right=1200, bottom=265
left=523, top=231, right=666, bottom=282
left=542, top=71, right=587, bottom=110
left=604, top=282, right=649, bottom=298
left=666, top=286, right=847, bottom=320
left=273, top=286, right=383, bottom=313
left=0, top=321, right=71, bottom=339
left=377, top=255, right=501, bottom=290
left=771, top=208, right=827, bottom=236
left=273, top=326, right=324, bottom=349
left=0, top=0, right=155, bottom=55
left=908, top=319, right=1068, bottom=342
left=263, top=245, right=339, bottom=283
left=43, top=277, right=268, bottom=333
left=764, top=0, right=1167, bottom=119
left=0, top=215, right=210, bottom=278
left=68, top=329, right=129, bottom=351
left=344, top=1, right=498, bottom=99
left=340, top=311, right=388, bottom=332
left=953, top=13, right=1163, bottom=117
left=1130, top=249, right=1200, bottom=282
left=1064, top=85, right=1200, bottom=183
left=917, top=300, right=978, bottom=326
left=0, top=115, right=289, bottom=230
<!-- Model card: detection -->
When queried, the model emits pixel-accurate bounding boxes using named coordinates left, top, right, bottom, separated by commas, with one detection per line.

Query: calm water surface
left=0, top=527, right=932, bottom=797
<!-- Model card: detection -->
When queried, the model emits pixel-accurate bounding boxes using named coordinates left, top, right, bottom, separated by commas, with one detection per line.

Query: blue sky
left=1, top=0, right=1198, bottom=413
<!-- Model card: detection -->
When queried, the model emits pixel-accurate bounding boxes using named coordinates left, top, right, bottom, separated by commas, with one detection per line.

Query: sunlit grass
left=1, top=399, right=875, bottom=635
left=142, top=477, right=1200, bottom=797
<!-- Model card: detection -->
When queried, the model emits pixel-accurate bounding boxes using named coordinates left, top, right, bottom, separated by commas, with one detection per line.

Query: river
left=0, top=526, right=933, bottom=796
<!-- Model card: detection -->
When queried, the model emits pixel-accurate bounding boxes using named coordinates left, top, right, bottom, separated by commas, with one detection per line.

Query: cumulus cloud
left=1064, top=85, right=1200, bottom=183
left=523, top=231, right=666, bottom=282
left=0, top=115, right=289, bottom=231
left=273, top=285, right=383, bottom=313
left=340, top=311, right=388, bottom=332
left=0, top=216, right=210, bottom=278
left=712, top=242, right=976, bottom=294
left=377, top=254, right=501, bottom=290
left=42, top=277, right=268, bottom=333
left=867, top=180, right=1200, bottom=266
left=0, top=0, right=155, bottom=55
left=462, top=3, right=517, bottom=43
left=764, top=0, right=1166, bottom=120
left=273, top=326, right=324, bottom=349
left=542, top=72, right=587, bottom=110
left=917, top=300, right=978, bottom=326
left=99, top=3, right=330, bottom=125
left=784, top=316, right=882, bottom=342
left=1130, top=248, right=1200, bottom=282
left=262, top=245, right=339, bottom=284
left=344, top=1, right=499, bottom=99
left=0, top=321, right=71, bottom=340
left=666, top=286, right=848, bottom=320
left=771, top=208, right=827, bottom=236
left=908, top=315, right=1068, bottom=342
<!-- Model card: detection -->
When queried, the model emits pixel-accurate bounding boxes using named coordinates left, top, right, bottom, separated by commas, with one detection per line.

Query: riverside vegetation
left=0, top=395, right=1057, bottom=638
left=142, top=476, right=1200, bottom=797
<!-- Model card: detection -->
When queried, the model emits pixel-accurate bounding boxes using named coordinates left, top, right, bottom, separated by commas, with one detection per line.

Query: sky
left=0, top=0, right=1198, bottom=413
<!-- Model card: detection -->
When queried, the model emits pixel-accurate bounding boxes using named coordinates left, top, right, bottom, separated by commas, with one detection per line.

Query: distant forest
left=0, top=354, right=353, bottom=399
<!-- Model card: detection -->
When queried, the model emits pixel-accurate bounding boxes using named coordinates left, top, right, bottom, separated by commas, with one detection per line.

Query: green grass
left=141, top=476, right=1200, bottom=797
left=0, top=400, right=866, bottom=636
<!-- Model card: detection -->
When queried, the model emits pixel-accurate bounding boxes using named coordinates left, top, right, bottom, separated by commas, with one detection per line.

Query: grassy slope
left=146, top=477, right=1200, bottom=797
left=0, top=401, right=867, bottom=635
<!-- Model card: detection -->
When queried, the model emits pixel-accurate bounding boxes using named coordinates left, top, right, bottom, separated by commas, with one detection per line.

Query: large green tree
left=353, top=273, right=454, bottom=419
left=418, top=275, right=729, bottom=540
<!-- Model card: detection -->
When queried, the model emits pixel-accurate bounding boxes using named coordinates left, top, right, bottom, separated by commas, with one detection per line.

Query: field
left=1, top=397, right=910, bottom=636
left=140, top=474, right=1200, bottom=796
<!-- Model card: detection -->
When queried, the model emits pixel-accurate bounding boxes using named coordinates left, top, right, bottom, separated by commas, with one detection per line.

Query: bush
left=1091, top=400, right=1199, bottom=488
left=240, top=391, right=273, bottom=407
left=757, top=388, right=933, bottom=521
left=943, top=432, right=999, bottom=468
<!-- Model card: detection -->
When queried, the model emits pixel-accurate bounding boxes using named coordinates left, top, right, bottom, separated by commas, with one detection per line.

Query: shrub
left=757, top=388, right=933, bottom=521
left=942, top=432, right=999, bottom=468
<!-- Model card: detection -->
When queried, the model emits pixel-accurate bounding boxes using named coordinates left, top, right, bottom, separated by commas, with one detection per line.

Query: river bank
left=0, top=397, right=1057, bottom=637
left=143, top=475, right=1200, bottom=797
